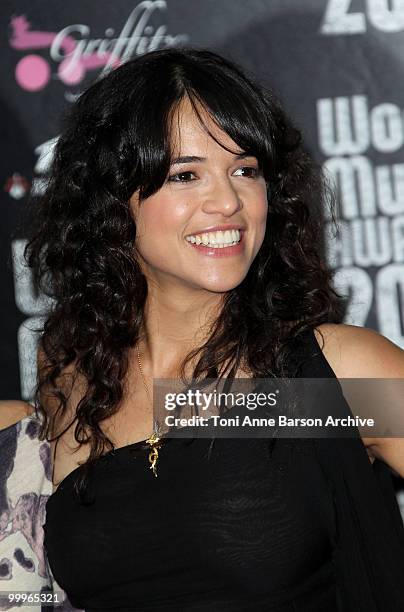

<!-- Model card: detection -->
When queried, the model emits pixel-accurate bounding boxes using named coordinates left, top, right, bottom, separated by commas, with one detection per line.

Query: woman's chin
left=191, top=275, right=246, bottom=294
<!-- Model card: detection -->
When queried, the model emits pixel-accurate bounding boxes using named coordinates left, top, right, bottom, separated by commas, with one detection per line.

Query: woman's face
left=130, top=97, right=268, bottom=295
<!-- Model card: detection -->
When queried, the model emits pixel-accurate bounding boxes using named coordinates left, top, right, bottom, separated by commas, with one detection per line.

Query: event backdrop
left=1, top=0, right=403, bottom=503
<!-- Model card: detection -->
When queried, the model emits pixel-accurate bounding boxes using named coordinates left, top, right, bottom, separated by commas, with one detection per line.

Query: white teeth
left=186, top=229, right=241, bottom=248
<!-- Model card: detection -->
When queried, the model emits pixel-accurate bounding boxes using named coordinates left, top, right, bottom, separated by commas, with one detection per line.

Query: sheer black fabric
left=43, top=329, right=404, bottom=611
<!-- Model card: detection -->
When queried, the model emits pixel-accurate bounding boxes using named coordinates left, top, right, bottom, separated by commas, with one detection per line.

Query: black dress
left=42, top=328, right=404, bottom=611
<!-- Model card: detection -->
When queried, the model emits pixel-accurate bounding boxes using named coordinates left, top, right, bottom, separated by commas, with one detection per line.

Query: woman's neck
left=138, top=286, right=223, bottom=378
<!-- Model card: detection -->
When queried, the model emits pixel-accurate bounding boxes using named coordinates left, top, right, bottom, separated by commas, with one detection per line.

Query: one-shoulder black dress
left=43, top=328, right=404, bottom=611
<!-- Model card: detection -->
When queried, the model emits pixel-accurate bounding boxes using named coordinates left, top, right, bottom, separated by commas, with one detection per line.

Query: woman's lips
left=185, top=231, right=245, bottom=257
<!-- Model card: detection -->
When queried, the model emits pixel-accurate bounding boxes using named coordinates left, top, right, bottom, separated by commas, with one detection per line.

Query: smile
left=185, top=229, right=241, bottom=248
left=185, top=229, right=245, bottom=257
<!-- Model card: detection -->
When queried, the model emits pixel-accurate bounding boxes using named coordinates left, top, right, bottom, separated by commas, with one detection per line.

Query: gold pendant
left=146, top=432, right=163, bottom=477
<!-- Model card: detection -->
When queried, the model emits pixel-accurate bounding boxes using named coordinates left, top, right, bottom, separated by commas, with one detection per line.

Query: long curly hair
left=24, top=47, right=346, bottom=499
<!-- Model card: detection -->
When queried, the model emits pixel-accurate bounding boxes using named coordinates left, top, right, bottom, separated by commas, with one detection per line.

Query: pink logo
left=10, top=14, right=121, bottom=91
left=9, top=2, right=189, bottom=92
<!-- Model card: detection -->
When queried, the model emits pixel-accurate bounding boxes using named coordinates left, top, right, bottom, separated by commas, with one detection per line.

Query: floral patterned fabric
left=0, top=412, right=82, bottom=612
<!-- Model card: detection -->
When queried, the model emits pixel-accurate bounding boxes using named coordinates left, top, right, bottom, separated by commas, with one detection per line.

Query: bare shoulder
left=37, top=342, right=91, bottom=489
left=37, top=342, right=86, bottom=420
left=36, top=342, right=87, bottom=451
left=313, top=323, right=404, bottom=471
left=0, top=400, right=35, bottom=430
left=313, top=323, right=404, bottom=378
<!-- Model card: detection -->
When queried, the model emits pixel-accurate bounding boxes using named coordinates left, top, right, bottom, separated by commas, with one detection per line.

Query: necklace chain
left=136, top=346, right=162, bottom=478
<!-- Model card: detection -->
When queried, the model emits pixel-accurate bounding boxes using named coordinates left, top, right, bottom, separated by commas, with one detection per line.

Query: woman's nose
left=200, top=177, right=242, bottom=216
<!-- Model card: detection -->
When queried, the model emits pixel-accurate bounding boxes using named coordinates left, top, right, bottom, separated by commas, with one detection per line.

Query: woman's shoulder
left=313, top=322, right=404, bottom=378
left=0, top=400, right=35, bottom=431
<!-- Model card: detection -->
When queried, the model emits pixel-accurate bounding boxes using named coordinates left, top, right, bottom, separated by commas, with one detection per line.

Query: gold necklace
left=136, top=346, right=163, bottom=477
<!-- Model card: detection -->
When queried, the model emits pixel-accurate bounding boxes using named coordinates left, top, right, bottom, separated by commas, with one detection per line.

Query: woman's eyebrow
left=170, top=152, right=254, bottom=165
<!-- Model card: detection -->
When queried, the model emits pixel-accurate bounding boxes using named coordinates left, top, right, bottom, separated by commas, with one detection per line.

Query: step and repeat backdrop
left=1, top=0, right=403, bottom=499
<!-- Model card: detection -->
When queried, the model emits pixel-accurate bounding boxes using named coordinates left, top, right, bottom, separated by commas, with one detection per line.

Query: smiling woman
left=129, top=95, right=268, bottom=293
left=20, top=47, right=404, bottom=611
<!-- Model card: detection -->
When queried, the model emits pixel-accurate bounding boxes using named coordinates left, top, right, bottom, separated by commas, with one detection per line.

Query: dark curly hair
left=24, top=46, right=346, bottom=499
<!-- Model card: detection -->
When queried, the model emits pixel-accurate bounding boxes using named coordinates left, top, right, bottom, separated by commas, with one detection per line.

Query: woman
left=20, top=47, right=404, bottom=610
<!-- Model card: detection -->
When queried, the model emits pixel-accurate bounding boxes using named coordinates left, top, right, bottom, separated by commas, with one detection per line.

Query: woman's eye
left=168, top=171, right=196, bottom=183
left=234, top=166, right=260, bottom=178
